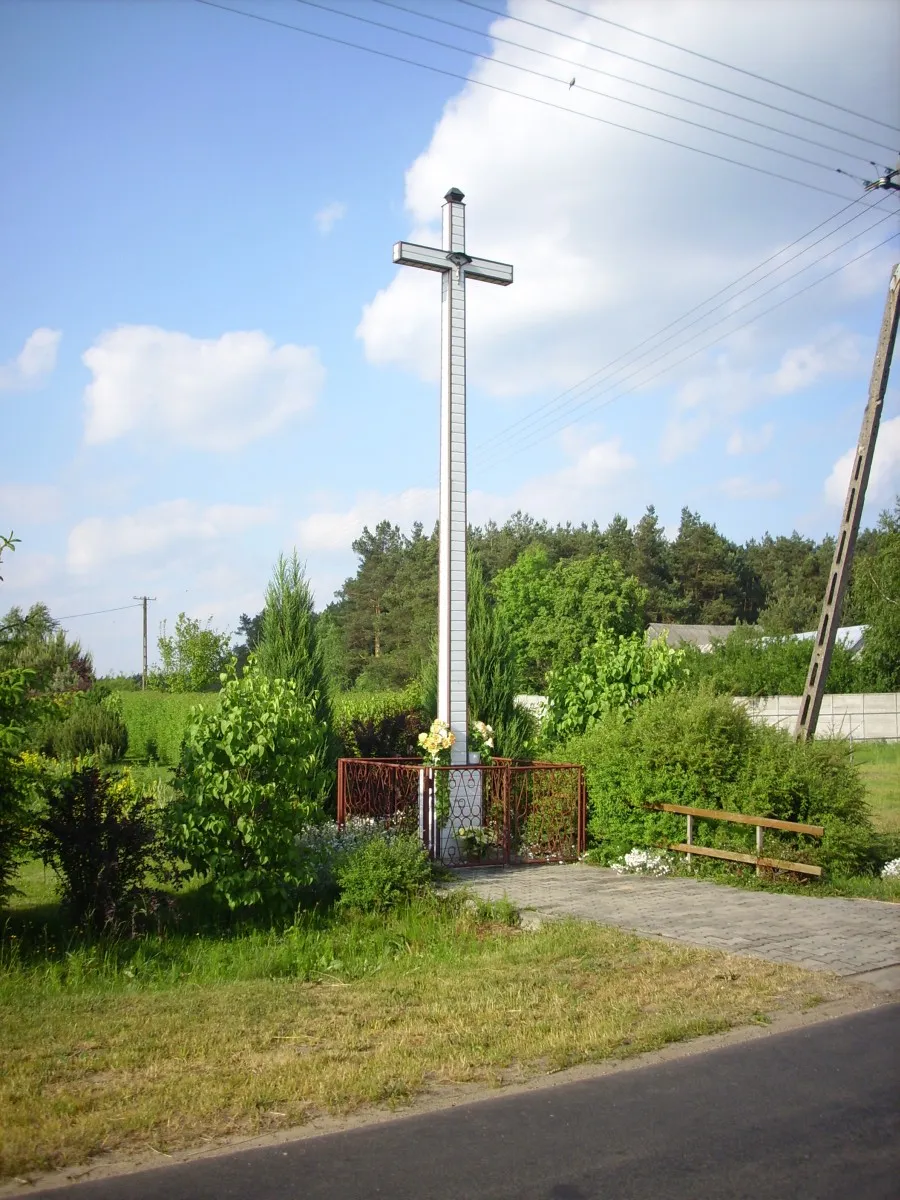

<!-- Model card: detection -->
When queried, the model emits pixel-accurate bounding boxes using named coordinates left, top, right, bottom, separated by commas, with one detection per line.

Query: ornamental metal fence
left=337, top=757, right=585, bottom=868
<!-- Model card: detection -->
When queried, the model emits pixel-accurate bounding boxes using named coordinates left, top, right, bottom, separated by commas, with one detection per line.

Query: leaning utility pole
left=134, top=596, right=155, bottom=690
left=795, top=262, right=900, bottom=742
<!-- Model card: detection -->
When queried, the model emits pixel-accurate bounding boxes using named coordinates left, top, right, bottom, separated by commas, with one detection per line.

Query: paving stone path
left=449, top=864, right=900, bottom=977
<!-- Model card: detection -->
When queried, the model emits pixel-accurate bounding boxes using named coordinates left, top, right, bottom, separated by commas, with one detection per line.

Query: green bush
left=119, top=691, right=214, bottom=765
left=335, top=832, right=432, bottom=912
left=168, top=665, right=332, bottom=912
left=47, top=700, right=128, bottom=763
left=37, top=766, right=173, bottom=932
left=333, top=685, right=426, bottom=758
left=561, top=688, right=878, bottom=877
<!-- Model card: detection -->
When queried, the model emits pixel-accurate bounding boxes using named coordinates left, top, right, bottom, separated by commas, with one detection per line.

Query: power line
left=294, top=0, right=864, bottom=178
left=474, top=196, right=888, bottom=456
left=478, top=228, right=900, bottom=465
left=456, top=0, right=898, bottom=155
left=194, top=0, right=860, bottom=201
left=370, top=0, right=882, bottom=167
left=53, top=603, right=144, bottom=622
left=479, top=212, right=898, bottom=460
left=543, top=0, right=900, bottom=134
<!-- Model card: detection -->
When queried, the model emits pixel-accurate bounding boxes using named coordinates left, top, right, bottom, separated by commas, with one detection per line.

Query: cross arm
left=465, top=255, right=514, bottom=286
left=393, top=241, right=449, bottom=273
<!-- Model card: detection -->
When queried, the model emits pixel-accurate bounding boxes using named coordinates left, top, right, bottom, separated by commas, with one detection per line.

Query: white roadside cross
left=394, top=188, right=513, bottom=766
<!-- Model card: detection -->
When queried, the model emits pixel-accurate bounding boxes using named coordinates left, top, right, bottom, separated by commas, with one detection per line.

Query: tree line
left=306, top=501, right=898, bottom=694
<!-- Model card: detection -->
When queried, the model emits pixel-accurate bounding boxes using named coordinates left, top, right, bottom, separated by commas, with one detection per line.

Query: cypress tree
left=467, top=548, right=535, bottom=760
left=256, top=552, right=332, bottom=733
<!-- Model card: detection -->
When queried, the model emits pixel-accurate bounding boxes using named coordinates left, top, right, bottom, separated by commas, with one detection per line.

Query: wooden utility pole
left=795, top=262, right=900, bottom=742
left=134, top=596, right=155, bottom=690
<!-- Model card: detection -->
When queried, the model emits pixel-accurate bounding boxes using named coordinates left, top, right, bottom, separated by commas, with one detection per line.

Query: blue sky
left=1, top=0, right=898, bottom=674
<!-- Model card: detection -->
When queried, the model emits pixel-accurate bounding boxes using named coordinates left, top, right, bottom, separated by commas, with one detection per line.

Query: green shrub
left=682, top=625, right=861, bottom=696
left=336, top=832, right=432, bottom=912
left=333, top=685, right=426, bottom=758
left=47, top=700, right=128, bottom=763
left=119, top=691, right=214, bottom=765
left=561, top=688, right=878, bottom=877
left=37, top=766, right=172, bottom=932
left=168, top=665, right=332, bottom=912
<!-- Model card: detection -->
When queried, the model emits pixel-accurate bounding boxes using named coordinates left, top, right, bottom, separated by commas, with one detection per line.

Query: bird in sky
left=568, top=76, right=576, bottom=88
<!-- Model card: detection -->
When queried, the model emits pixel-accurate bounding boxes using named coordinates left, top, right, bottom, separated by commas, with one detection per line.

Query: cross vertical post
left=394, top=190, right=513, bottom=768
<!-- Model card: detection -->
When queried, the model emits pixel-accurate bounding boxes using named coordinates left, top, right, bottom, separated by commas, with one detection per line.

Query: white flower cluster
left=881, top=857, right=900, bottom=880
left=295, top=817, right=398, bottom=886
left=610, top=848, right=674, bottom=877
left=471, top=720, right=495, bottom=750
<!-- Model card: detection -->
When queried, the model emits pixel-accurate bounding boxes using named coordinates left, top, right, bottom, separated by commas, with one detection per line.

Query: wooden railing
left=646, top=802, right=824, bottom=877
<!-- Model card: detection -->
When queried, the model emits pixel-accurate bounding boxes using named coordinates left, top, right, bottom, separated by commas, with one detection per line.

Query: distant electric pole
left=795, top=262, right=900, bottom=742
left=134, top=596, right=156, bottom=690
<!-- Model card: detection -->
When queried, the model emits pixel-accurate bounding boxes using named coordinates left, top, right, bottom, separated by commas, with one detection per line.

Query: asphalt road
left=42, top=1004, right=900, bottom=1200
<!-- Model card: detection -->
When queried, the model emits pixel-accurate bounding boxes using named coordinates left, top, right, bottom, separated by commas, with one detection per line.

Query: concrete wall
left=736, top=694, right=900, bottom=742
left=515, top=693, right=900, bottom=742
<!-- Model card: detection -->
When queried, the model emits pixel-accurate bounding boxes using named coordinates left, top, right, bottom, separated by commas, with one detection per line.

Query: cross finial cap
left=444, top=187, right=465, bottom=203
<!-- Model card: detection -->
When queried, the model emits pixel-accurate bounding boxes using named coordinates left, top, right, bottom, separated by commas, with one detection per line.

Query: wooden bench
left=645, top=802, right=824, bottom=877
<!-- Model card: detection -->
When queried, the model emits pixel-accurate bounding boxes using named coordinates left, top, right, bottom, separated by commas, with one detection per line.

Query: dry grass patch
left=0, top=907, right=842, bottom=1183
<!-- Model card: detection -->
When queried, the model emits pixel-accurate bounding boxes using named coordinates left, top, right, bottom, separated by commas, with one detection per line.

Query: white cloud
left=824, top=415, right=900, bottom=512
left=0, top=483, right=61, bottom=524
left=82, top=326, right=324, bottom=451
left=355, top=0, right=894, bottom=405
left=726, top=423, right=775, bottom=456
left=769, top=333, right=863, bottom=396
left=67, top=500, right=274, bottom=573
left=720, top=475, right=783, bottom=501
left=314, top=201, right=347, bottom=235
left=297, top=429, right=636, bottom=552
left=298, top=487, right=438, bottom=552
left=661, top=328, right=868, bottom=462
left=0, top=328, right=61, bottom=390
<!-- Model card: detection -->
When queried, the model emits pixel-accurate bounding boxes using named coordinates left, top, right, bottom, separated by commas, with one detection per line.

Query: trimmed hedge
left=332, top=685, right=426, bottom=759
left=560, top=688, right=889, bottom=878
left=119, top=691, right=216, bottom=765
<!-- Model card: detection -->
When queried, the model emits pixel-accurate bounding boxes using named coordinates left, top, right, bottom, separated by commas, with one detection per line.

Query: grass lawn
left=856, top=742, right=900, bottom=834
left=0, top=880, right=841, bottom=1184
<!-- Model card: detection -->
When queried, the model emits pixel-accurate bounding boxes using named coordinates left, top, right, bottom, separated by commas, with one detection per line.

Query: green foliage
left=329, top=521, right=439, bottom=690
left=316, top=608, right=351, bottom=694
left=36, top=766, right=172, bottom=933
left=683, top=625, right=861, bottom=697
left=168, top=665, right=332, bottom=911
left=749, top=532, right=833, bottom=634
left=545, top=630, right=686, bottom=744
left=492, top=547, right=646, bottom=691
left=854, top=498, right=900, bottom=691
left=467, top=549, right=536, bottom=759
left=0, top=668, right=39, bottom=905
left=332, top=684, right=425, bottom=758
left=256, top=552, right=332, bottom=731
left=669, top=508, right=761, bottom=624
left=562, top=688, right=878, bottom=877
left=119, top=691, right=214, bottom=765
left=45, top=696, right=129, bottom=763
left=0, top=603, right=93, bottom=693
left=315, top=504, right=892, bottom=696
left=153, top=613, right=230, bottom=693
left=335, top=832, right=432, bottom=912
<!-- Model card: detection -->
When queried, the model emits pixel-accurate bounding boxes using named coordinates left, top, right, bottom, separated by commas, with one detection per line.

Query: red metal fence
left=337, top=757, right=585, bottom=867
